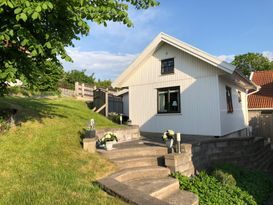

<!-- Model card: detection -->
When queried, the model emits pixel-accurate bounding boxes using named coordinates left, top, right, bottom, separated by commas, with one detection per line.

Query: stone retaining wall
left=180, top=136, right=270, bottom=171
left=96, top=125, right=141, bottom=143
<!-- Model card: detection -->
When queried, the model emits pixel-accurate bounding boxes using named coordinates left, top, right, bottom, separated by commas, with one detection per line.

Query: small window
left=237, top=91, right=241, bottom=103
left=226, top=86, right=233, bottom=113
left=161, top=58, right=174, bottom=74
left=158, top=86, right=180, bottom=113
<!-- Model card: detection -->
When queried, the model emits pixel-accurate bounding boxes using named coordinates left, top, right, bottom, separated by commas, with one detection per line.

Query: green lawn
left=0, top=97, right=125, bottom=205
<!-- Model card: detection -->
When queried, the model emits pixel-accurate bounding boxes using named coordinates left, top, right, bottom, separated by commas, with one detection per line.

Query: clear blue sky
left=63, top=0, right=273, bottom=80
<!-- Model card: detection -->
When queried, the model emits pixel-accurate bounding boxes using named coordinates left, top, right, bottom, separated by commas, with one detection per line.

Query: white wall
left=125, top=43, right=222, bottom=136
left=218, top=76, right=248, bottom=135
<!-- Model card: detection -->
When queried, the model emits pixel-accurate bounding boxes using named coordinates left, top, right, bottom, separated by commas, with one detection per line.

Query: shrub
left=214, top=164, right=273, bottom=205
left=172, top=164, right=273, bottom=205
left=172, top=171, right=257, bottom=205
left=108, top=112, right=120, bottom=124
left=212, top=169, right=236, bottom=186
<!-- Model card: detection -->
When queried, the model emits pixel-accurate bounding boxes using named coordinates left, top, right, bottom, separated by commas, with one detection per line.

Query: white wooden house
left=113, top=33, right=258, bottom=137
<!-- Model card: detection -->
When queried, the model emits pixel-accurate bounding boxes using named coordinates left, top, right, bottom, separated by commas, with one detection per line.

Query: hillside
left=0, top=97, right=124, bottom=205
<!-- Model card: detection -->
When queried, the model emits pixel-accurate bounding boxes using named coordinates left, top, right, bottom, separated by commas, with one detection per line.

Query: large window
left=161, top=58, right=174, bottom=74
left=226, top=86, right=233, bottom=113
left=158, top=86, right=180, bottom=113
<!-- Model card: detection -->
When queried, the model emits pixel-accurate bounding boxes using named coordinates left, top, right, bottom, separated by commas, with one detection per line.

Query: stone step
left=113, top=155, right=165, bottom=169
left=125, top=177, right=179, bottom=200
left=163, top=190, right=199, bottom=205
left=181, top=167, right=195, bottom=177
left=98, top=146, right=168, bottom=160
left=110, top=166, right=171, bottom=182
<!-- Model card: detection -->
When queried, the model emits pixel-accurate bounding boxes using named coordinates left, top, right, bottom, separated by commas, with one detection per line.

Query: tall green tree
left=60, top=69, right=95, bottom=89
left=95, top=79, right=112, bottom=88
left=232, top=53, right=273, bottom=76
left=0, top=0, right=159, bottom=94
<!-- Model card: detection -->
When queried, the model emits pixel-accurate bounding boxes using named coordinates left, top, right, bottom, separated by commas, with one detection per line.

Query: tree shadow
left=0, top=97, right=76, bottom=126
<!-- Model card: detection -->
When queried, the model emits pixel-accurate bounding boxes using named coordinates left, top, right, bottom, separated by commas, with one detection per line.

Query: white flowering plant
left=162, top=130, right=175, bottom=142
left=99, top=132, right=118, bottom=145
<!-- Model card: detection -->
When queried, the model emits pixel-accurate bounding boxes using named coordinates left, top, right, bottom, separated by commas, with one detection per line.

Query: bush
left=108, top=112, right=120, bottom=124
left=172, top=165, right=273, bottom=205
left=172, top=170, right=257, bottom=205
left=212, top=169, right=236, bottom=186
left=214, top=164, right=273, bottom=205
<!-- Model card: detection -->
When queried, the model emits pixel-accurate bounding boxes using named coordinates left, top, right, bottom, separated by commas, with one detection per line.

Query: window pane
left=226, top=86, right=233, bottom=113
left=161, top=58, right=174, bottom=74
left=158, top=92, right=168, bottom=112
left=157, top=86, right=180, bottom=113
left=170, top=90, right=179, bottom=112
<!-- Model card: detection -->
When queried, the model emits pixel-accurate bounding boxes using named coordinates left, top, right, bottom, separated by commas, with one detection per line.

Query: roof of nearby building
left=112, top=32, right=257, bottom=90
left=248, top=70, right=273, bottom=109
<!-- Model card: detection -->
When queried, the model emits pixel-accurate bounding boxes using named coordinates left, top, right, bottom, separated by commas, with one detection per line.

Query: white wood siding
left=218, top=76, right=248, bottom=135
left=126, top=43, right=222, bottom=136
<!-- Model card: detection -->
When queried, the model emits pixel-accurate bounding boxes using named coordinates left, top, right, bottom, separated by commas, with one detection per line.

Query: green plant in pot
left=99, top=132, right=118, bottom=150
left=162, top=130, right=175, bottom=149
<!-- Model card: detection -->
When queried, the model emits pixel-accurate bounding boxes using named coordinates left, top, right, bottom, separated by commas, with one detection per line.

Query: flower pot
left=165, top=138, right=174, bottom=149
left=105, top=141, right=114, bottom=150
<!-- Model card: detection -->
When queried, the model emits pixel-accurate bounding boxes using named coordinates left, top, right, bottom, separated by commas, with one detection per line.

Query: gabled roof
left=248, top=70, right=273, bottom=109
left=112, top=32, right=257, bottom=90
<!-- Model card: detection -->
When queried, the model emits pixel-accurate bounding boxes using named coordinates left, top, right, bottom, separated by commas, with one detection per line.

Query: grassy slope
left=0, top=97, right=124, bottom=205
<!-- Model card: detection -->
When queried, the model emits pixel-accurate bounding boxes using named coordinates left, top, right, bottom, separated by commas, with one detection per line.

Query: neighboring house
left=248, top=70, right=273, bottom=114
left=248, top=70, right=273, bottom=141
left=112, top=33, right=257, bottom=137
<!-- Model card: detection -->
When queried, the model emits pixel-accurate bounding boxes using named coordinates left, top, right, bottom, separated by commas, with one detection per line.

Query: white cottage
left=113, top=33, right=258, bottom=137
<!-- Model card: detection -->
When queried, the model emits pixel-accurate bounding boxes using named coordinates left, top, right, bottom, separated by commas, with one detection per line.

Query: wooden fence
left=93, top=88, right=123, bottom=116
left=75, top=82, right=94, bottom=100
left=249, top=113, right=273, bottom=145
left=59, top=82, right=95, bottom=101
left=59, top=88, right=75, bottom=97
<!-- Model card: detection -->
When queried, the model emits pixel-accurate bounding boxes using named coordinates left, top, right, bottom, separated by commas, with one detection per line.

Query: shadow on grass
left=213, top=164, right=273, bottom=205
left=0, top=97, right=76, bottom=125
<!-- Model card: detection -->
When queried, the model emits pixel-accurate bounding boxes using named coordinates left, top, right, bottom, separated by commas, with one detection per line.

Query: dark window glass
left=161, top=58, right=174, bottom=74
left=226, top=86, right=233, bottom=113
left=158, top=86, right=180, bottom=113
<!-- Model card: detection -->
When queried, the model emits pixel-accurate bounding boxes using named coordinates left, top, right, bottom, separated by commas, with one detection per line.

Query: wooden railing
left=74, top=82, right=95, bottom=100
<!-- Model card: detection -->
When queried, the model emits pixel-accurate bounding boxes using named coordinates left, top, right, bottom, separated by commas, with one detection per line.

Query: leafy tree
left=60, top=69, right=95, bottom=89
left=95, top=79, right=112, bottom=88
left=0, top=0, right=159, bottom=94
left=232, top=53, right=273, bottom=76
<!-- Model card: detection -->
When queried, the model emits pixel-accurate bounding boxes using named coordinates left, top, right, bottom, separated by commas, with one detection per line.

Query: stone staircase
left=97, top=145, right=198, bottom=205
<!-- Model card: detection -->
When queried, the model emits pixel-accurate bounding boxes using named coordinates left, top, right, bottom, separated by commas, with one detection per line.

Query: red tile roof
left=248, top=70, right=273, bottom=109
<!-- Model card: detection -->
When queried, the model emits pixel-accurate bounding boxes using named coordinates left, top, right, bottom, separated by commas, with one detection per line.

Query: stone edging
left=96, top=125, right=141, bottom=143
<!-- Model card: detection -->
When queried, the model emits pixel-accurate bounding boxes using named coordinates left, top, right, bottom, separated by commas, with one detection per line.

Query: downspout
left=247, top=71, right=261, bottom=96
left=247, top=88, right=260, bottom=96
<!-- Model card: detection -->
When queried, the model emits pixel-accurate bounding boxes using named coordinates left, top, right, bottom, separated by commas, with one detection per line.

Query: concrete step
left=98, top=146, right=168, bottom=160
left=163, top=190, right=199, bottom=205
left=181, top=167, right=195, bottom=177
left=125, top=177, right=179, bottom=200
left=113, top=155, right=165, bottom=169
left=110, top=166, right=171, bottom=182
